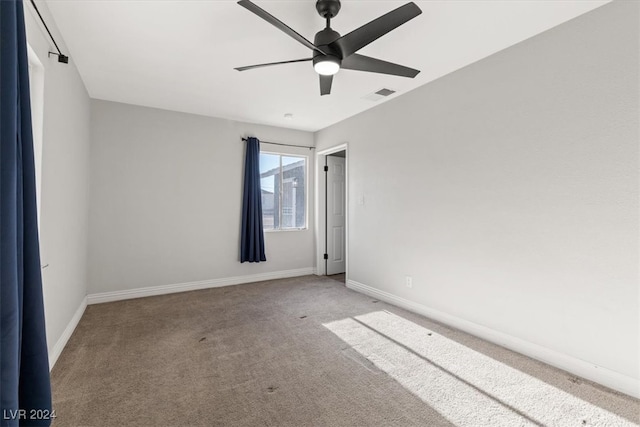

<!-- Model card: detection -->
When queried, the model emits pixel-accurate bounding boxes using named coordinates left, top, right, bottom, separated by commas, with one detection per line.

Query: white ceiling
left=45, top=0, right=609, bottom=132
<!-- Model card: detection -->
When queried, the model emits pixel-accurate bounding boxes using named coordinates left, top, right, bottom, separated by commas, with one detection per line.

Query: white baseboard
left=346, top=279, right=640, bottom=399
left=49, top=296, right=87, bottom=370
left=87, top=267, right=316, bottom=305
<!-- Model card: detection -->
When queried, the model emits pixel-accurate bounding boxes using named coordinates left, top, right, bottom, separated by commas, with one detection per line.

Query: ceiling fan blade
left=235, top=58, right=312, bottom=72
left=341, top=54, right=419, bottom=78
left=329, top=2, right=422, bottom=59
left=238, top=0, right=327, bottom=55
left=320, top=75, right=333, bottom=96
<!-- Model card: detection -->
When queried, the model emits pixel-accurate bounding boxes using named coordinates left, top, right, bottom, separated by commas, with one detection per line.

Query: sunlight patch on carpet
left=323, top=311, right=638, bottom=427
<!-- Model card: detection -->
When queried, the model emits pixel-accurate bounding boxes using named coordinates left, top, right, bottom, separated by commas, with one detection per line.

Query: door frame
left=315, top=143, right=348, bottom=277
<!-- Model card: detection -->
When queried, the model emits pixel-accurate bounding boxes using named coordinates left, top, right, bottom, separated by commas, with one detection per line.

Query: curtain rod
left=29, top=0, right=68, bottom=63
left=241, top=138, right=314, bottom=150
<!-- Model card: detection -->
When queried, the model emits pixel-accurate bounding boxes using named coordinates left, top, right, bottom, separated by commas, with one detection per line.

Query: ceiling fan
left=235, top=0, right=422, bottom=96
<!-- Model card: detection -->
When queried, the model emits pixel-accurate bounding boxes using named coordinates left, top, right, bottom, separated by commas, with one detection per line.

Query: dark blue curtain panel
left=1, top=1, right=53, bottom=425
left=240, top=137, right=266, bottom=263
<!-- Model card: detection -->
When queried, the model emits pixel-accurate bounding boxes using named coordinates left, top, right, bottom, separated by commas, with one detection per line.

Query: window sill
left=264, top=228, right=308, bottom=233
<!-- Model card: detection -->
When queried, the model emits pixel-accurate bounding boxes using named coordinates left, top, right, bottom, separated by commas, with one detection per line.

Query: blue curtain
left=1, top=1, right=53, bottom=426
left=240, top=137, right=266, bottom=263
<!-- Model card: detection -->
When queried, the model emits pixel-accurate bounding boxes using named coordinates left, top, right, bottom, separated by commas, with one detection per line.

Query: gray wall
left=24, top=3, right=91, bottom=363
left=89, top=100, right=315, bottom=293
left=316, top=1, right=638, bottom=384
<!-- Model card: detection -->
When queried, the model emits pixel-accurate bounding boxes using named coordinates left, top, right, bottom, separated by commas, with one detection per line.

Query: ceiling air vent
left=362, top=88, right=396, bottom=102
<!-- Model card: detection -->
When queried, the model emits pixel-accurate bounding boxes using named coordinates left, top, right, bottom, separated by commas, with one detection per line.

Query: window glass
left=259, top=153, right=306, bottom=230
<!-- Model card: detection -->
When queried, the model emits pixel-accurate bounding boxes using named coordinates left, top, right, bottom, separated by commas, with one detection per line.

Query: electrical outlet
left=405, top=276, right=413, bottom=288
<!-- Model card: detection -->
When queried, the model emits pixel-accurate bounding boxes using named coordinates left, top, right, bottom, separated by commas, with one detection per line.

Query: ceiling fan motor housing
left=316, top=0, right=341, bottom=18
left=313, top=27, right=342, bottom=65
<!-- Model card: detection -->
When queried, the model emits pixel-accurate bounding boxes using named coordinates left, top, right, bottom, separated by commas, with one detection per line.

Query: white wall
left=315, top=0, right=639, bottom=392
left=89, top=100, right=315, bottom=294
left=24, top=3, right=91, bottom=365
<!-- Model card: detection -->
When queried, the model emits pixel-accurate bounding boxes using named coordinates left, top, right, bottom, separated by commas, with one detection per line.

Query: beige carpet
left=51, top=275, right=639, bottom=426
left=327, top=273, right=346, bottom=284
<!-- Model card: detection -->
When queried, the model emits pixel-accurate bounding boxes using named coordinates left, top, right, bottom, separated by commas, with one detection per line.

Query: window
left=260, top=152, right=307, bottom=230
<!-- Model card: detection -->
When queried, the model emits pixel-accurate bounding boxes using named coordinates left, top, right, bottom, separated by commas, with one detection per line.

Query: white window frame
left=27, top=44, right=45, bottom=227
left=260, top=151, right=308, bottom=232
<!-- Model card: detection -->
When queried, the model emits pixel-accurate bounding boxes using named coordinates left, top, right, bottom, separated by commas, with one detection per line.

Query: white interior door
left=326, top=155, right=346, bottom=275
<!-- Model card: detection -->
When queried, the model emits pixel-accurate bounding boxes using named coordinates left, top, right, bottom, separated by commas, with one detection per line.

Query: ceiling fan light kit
left=313, top=56, right=340, bottom=76
left=235, top=0, right=422, bottom=95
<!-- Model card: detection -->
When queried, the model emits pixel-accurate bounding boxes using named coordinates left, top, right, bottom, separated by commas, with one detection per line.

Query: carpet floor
left=51, top=275, right=639, bottom=426
left=327, top=273, right=346, bottom=284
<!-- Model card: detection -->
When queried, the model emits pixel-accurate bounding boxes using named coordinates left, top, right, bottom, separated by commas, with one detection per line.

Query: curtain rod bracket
left=48, top=51, right=68, bottom=64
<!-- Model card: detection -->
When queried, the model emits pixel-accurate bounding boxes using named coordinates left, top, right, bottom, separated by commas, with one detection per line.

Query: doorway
left=325, top=151, right=346, bottom=276
left=316, top=145, right=348, bottom=282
